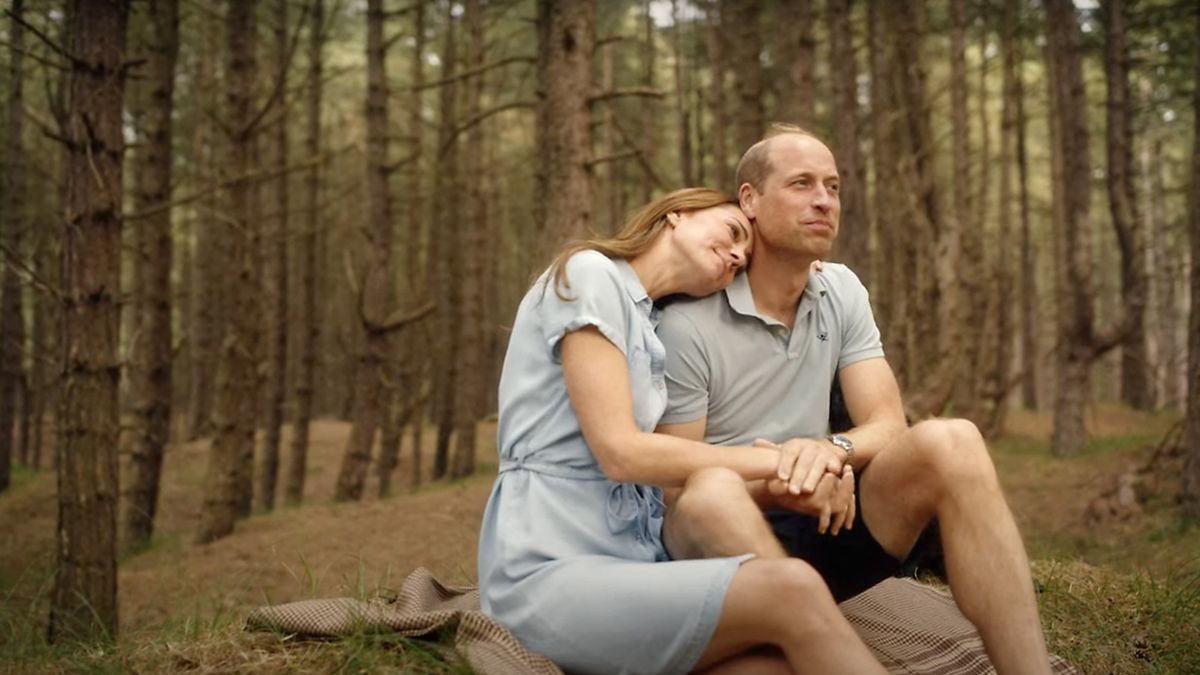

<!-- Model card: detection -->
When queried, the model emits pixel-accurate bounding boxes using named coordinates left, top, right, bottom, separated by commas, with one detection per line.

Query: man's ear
left=737, top=183, right=756, bottom=218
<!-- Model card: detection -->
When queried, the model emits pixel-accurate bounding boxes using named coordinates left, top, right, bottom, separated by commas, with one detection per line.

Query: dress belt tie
left=499, top=457, right=664, bottom=543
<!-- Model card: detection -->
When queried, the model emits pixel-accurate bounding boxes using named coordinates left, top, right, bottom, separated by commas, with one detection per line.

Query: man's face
left=740, top=134, right=841, bottom=260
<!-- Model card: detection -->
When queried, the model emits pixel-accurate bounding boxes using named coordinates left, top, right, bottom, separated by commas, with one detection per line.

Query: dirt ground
left=0, top=406, right=1190, bottom=640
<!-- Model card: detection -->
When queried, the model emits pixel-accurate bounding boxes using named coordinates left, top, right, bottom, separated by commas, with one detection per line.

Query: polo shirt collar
left=724, top=269, right=827, bottom=330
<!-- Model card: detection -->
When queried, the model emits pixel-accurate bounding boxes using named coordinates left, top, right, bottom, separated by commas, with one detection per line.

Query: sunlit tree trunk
left=197, top=0, right=261, bottom=541
left=48, top=0, right=130, bottom=642
left=123, top=0, right=179, bottom=553
left=0, top=0, right=27, bottom=493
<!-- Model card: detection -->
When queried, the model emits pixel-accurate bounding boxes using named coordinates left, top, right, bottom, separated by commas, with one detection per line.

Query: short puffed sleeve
left=538, top=250, right=632, bottom=362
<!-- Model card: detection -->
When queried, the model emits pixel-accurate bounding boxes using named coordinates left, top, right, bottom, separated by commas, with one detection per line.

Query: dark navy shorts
left=766, top=472, right=941, bottom=602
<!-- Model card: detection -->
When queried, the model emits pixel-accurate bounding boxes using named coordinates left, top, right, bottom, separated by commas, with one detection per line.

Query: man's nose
left=812, top=185, right=833, bottom=211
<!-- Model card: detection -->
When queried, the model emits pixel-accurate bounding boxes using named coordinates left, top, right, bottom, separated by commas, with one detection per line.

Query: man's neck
left=745, top=250, right=817, bottom=327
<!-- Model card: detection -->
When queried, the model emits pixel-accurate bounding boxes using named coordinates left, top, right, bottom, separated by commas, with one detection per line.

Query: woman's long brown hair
left=545, top=187, right=736, bottom=300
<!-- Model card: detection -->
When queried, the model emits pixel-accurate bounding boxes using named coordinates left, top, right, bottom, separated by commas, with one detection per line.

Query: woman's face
left=671, top=203, right=753, bottom=296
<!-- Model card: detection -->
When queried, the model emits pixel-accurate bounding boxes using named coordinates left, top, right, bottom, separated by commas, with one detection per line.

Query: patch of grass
left=1034, top=559, right=1200, bottom=674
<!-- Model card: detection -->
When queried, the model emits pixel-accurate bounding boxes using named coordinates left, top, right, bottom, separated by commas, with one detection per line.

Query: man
left=656, top=124, right=1053, bottom=674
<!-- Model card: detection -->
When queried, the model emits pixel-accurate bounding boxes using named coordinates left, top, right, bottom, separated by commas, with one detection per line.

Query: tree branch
left=413, top=55, right=535, bottom=91
left=589, top=86, right=665, bottom=105
left=438, top=100, right=536, bottom=156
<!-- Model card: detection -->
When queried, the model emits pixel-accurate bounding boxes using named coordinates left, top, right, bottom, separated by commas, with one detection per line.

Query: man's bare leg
left=860, top=418, right=1052, bottom=675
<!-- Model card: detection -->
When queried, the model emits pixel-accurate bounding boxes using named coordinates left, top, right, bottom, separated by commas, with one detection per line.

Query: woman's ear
left=666, top=211, right=681, bottom=228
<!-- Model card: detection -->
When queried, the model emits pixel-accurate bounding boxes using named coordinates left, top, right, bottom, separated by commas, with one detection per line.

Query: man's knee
left=908, top=418, right=997, bottom=488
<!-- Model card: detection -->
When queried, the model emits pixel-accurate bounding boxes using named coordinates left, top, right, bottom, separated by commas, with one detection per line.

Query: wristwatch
left=827, top=433, right=855, bottom=459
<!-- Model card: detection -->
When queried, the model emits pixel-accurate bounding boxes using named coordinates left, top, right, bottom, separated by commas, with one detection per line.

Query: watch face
left=831, top=434, right=853, bottom=451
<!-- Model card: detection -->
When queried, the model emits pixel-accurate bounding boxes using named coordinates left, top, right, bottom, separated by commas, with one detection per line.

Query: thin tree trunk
left=826, top=0, right=869, bottom=283
left=335, top=0, right=396, bottom=501
left=259, top=0, right=291, bottom=512
left=197, top=0, right=261, bottom=541
left=286, top=0, right=324, bottom=506
left=123, top=0, right=180, bottom=553
left=1015, top=0, right=1038, bottom=410
left=404, top=0, right=426, bottom=493
left=451, top=0, right=486, bottom=480
left=704, top=2, right=730, bottom=192
left=639, top=0, right=654, bottom=203
left=431, top=0, right=461, bottom=481
left=1104, top=0, right=1151, bottom=411
left=48, top=0, right=130, bottom=642
left=1181, top=0, right=1200, bottom=516
left=0, top=0, right=27, bottom=492
left=671, top=0, right=694, bottom=185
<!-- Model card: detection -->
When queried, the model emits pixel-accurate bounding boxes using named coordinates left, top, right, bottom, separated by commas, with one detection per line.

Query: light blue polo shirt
left=657, top=263, right=884, bottom=445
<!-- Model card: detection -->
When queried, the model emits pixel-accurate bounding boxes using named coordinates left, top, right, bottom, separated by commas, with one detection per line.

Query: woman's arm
left=561, top=326, right=781, bottom=486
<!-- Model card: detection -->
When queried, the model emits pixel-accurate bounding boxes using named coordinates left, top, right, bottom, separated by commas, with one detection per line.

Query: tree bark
left=122, top=0, right=179, bottom=554
left=1104, top=0, right=1151, bottom=411
left=335, top=0, right=397, bottom=501
left=704, top=2, right=730, bottom=192
left=259, top=0, right=291, bottom=512
left=1014, top=0, right=1038, bottom=411
left=775, top=0, right=814, bottom=128
left=450, top=0, right=487, bottom=480
left=536, top=0, right=594, bottom=256
left=826, top=0, right=869, bottom=283
left=1044, top=0, right=1146, bottom=455
left=196, top=0, right=261, bottom=542
left=48, top=0, right=130, bottom=642
left=1181, top=0, right=1200, bottom=517
left=0, top=0, right=27, bottom=493
left=286, top=0, right=325, bottom=507
left=723, top=0, right=763, bottom=153
left=671, top=0, right=694, bottom=186
left=404, top=0, right=427, bottom=493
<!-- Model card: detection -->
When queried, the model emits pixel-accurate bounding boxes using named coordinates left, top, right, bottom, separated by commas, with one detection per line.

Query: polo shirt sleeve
left=657, top=307, right=710, bottom=424
left=837, top=268, right=885, bottom=370
left=538, top=251, right=630, bottom=362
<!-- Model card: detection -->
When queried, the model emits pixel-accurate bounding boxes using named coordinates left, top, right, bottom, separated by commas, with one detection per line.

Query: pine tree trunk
left=187, top=16, right=225, bottom=440
left=638, top=0, right=655, bottom=204
left=704, top=2, right=730, bottom=192
left=259, top=0, right=290, bottom=512
left=1014, top=0, right=1038, bottom=410
left=826, top=0, right=869, bottom=284
left=197, top=0, right=261, bottom=541
left=775, top=0, right=814, bottom=128
left=536, top=0, right=594, bottom=255
left=48, top=0, right=130, bottom=642
left=671, top=0, right=694, bottom=186
left=335, top=0, right=395, bottom=501
left=451, top=0, right=486, bottom=480
left=404, top=0, right=426, bottom=492
left=1104, top=0, right=1151, bottom=411
left=722, top=0, right=763, bottom=153
left=123, top=0, right=179, bottom=554
left=0, top=0, right=27, bottom=492
left=430, top=0, right=461, bottom=481
left=286, top=0, right=325, bottom=507
left=1181, top=0, right=1200, bottom=516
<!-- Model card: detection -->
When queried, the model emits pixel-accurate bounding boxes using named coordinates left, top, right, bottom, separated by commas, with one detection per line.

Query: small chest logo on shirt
left=817, top=332, right=829, bottom=342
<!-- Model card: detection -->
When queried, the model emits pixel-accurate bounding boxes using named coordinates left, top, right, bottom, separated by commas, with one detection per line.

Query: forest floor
left=1, top=406, right=1198, bottom=674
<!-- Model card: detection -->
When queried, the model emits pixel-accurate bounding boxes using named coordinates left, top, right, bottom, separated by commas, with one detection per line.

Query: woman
left=478, top=188, right=882, bottom=674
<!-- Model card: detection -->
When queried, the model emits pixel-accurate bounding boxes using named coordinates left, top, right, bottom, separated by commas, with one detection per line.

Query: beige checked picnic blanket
left=245, top=566, right=1078, bottom=674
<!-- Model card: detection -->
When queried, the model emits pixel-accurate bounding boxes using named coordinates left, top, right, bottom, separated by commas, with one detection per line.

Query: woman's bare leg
left=692, top=559, right=885, bottom=674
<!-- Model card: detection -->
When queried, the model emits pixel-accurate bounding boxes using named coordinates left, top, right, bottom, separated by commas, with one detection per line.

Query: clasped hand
left=754, top=437, right=856, bottom=536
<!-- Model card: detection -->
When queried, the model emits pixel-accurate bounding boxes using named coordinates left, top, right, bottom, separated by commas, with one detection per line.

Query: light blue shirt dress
left=477, top=251, right=752, bottom=675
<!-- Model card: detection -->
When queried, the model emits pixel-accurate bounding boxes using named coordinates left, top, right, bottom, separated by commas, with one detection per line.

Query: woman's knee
left=674, top=467, right=752, bottom=516
left=735, top=559, right=842, bottom=631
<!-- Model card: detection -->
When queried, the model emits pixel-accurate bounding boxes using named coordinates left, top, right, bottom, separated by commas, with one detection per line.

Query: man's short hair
left=735, top=123, right=819, bottom=194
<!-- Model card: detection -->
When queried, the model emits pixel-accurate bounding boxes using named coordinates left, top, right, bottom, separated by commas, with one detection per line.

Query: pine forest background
left=0, top=0, right=1199, bottom=646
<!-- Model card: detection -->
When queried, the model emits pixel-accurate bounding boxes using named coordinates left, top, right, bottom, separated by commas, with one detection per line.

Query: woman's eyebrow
left=728, top=218, right=749, bottom=241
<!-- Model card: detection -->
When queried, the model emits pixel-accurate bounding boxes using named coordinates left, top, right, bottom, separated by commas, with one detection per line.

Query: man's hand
left=757, top=437, right=846, bottom=495
left=764, top=465, right=856, bottom=535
